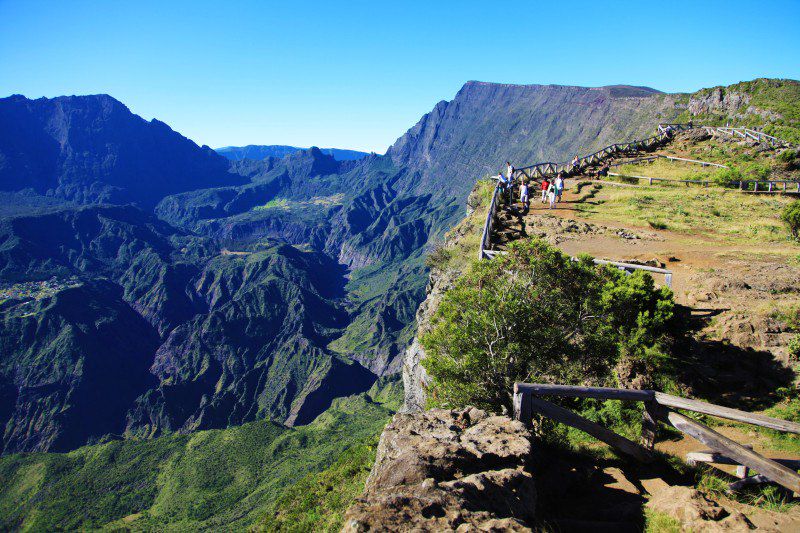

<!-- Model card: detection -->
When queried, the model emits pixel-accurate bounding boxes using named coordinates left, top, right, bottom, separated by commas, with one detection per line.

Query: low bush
left=782, top=200, right=800, bottom=239
left=425, top=242, right=452, bottom=270
left=712, top=167, right=744, bottom=187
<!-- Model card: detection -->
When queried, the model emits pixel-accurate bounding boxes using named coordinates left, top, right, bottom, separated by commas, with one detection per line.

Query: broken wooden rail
left=513, top=383, right=800, bottom=494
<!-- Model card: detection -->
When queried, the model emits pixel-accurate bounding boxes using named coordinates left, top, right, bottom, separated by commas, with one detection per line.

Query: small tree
left=421, top=239, right=674, bottom=414
left=782, top=200, right=800, bottom=240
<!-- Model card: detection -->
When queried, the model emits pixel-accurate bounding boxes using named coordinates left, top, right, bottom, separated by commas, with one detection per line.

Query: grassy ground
left=573, top=182, right=794, bottom=244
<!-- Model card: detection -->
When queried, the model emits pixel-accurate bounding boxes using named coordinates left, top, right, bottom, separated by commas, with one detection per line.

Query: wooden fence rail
left=513, top=382, right=800, bottom=494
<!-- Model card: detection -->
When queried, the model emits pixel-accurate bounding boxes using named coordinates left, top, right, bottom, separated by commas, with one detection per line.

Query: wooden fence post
left=641, top=401, right=661, bottom=450
left=513, top=384, right=532, bottom=427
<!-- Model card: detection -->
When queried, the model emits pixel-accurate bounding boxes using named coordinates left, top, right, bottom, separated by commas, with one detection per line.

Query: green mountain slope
left=0, top=393, right=392, bottom=531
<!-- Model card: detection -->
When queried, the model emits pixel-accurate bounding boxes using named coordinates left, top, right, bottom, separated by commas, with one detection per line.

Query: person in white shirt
left=506, top=162, right=514, bottom=182
left=547, top=181, right=556, bottom=209
left=554, top=174, right=564, bottom=203
left=519, top=181, right=529, bottom=211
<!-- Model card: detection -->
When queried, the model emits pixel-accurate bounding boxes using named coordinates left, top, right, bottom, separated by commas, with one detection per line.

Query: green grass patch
left=644, top=509, right=682, bottom=533
left=253, top=198, right=290, bottom=211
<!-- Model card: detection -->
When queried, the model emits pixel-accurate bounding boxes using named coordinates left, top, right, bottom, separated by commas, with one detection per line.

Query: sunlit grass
left=573, top=183, right=794, bottom=244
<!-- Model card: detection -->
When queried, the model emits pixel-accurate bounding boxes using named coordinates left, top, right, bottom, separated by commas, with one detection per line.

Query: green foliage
left=781, top=200, right=800, bottom=239
left=697, top=468, right=797, bottom=512
left=757, top=395, right=800, bottom=454
left=644, top=509, right=682, bottom=533
left=253, top=197, right=290, bottom=210
left=778, top=148, right=799, bottom=170
left=420, top=239, right=675, bottom=414
left=789, top=335, right=800, bottom=361
left=256, top=436, right=379, bottom=532
left=0, top=394, right=392, bottom=531
left=425, top=242, right=453, bottom=270
left=712, top=167, right=743, bottom=187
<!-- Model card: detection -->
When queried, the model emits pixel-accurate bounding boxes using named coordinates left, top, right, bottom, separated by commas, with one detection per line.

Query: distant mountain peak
left=215, top=144, right=369, bottom=162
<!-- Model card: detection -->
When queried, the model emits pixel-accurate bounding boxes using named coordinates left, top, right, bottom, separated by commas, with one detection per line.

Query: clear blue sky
left=2, top=0, right=799, bottom=153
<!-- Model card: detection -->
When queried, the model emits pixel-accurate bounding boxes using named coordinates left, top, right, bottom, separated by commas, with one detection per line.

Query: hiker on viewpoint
left=519, top=181, right=529, bottom=212
left=571, top=155, right=580, bottom=170
left=540, top=177, right=550, bottom=203
left=496, top=172, right=508, bottom=202
left=506, top=161, right=514, bottom=183
left=555, top=173, right=564, bottom=203
left=547, top=180, right=556, bottom=209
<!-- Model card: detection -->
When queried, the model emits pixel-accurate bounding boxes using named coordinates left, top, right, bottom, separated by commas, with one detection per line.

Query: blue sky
left=1, top=0, right=799, bottom=153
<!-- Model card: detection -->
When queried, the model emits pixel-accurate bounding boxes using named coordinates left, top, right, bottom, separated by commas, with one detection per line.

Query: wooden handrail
left=655, top=392, right=800, bottom=434
left=515, top=383, right=654, bottom=401
left=512, top=382, right=800, bottom=493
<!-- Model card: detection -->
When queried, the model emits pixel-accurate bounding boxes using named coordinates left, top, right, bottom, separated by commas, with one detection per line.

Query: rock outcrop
left=342, top=407, right=536, bottom=532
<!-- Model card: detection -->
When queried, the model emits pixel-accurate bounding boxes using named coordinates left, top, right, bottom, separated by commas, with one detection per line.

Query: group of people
left=495, top=161, right=565, bottom=211
left=540, top=173, right=565, bottom=208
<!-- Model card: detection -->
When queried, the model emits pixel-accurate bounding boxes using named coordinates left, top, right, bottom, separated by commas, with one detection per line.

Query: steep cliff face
left=387, top=81, right=679, bottom=201
left=0, top=95, right=242, bottom=209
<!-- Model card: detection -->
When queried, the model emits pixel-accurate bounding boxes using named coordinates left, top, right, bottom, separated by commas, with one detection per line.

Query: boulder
left=343, top=407, right=536, bottom=532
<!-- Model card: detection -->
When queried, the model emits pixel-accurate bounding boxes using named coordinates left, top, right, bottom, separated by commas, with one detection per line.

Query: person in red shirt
left=540, top=178, right=550, bottom=203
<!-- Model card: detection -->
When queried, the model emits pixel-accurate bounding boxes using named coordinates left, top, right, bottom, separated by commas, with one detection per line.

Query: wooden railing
left=513, top=383, right=800, bottom=494
left=513, top=131, right=672, bottom=183
left=740, top=180, right=800, bottom=193
left=707, top=126, right=789, bottom=147
left=606, top=172, right=800, bottom=193
left=590, top=259, right=673, bottom=288
left=658, top=122, right=793, bottom=148
left=478, top=182, right=501, bottom=260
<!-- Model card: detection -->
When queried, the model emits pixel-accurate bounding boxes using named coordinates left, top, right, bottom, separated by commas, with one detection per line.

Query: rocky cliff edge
left=342, top=407, right=536, bottom=532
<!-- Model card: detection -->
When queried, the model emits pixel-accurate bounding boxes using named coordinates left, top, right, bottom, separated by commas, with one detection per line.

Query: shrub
left=420, top=239, right=675, bottom=414
left=789, top=335, right=800, bottom=362
left=712, top=167, right=743, bottom=187
left=782, top=200, right=800, bottom=239
left=425, top=242, right=452, bottom=270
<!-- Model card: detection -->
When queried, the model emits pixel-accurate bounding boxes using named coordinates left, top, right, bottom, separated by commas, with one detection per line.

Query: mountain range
left=216, top=144, right=370, bottom=161
left=3, top=79, right=793, bottom=456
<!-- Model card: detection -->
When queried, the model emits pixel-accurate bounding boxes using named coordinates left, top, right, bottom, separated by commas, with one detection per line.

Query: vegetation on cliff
left=420, top=239, right=676, bottom=414
left=0, top=393, right=392, bottom=531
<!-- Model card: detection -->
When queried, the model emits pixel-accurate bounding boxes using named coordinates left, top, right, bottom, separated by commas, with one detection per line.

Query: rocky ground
left=343, top=408, right=800, bottom=531
left=342, top=408, right=536, bottom=531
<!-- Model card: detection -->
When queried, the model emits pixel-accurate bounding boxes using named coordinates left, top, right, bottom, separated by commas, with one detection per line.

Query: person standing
left=555, top=173, right=564, bottom=203
left=506, top=161, right=514, bottom=183
left=540, top=177, right=550, bottom=203
left=495, top=172, right=508, bottom=203
left=547, top=180, right=556, bottom=209
left=519, top=181, right=529, bottom=211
